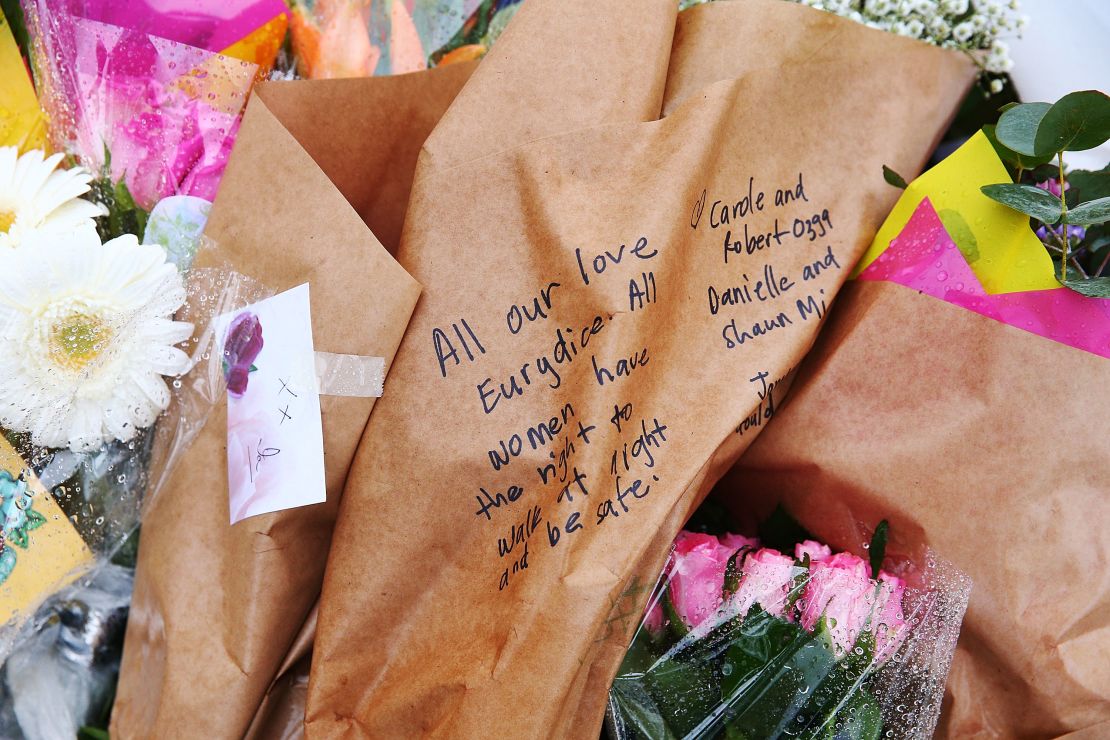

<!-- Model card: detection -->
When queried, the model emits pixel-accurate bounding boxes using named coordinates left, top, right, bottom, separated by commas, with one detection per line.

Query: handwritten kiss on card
left=216, top=284, right=326, bottom=524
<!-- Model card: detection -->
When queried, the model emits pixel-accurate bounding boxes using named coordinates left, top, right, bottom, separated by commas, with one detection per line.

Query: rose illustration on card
left=223, top=311, right=264, bottom=398
left=216, top=284, right=326, bottom=525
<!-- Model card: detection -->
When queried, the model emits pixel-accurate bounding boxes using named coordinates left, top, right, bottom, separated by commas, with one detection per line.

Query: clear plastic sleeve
left=0, top=242, right=271, bottom=662
left=606, top=523, right=971, bottom=740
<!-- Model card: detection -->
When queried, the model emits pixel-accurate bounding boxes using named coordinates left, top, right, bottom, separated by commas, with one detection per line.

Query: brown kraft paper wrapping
left=722, top=280, right=1110, bottom=739
left=112, top=64, right=474, bottom=739
left=306, top=0, right=975, bottom=737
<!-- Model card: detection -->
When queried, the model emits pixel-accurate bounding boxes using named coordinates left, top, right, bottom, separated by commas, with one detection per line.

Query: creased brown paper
left=112, top=64, right=473, bottom=739
left=305, top=1, right=974, bottom=737
left=722, top=280, right=1110, bottom=739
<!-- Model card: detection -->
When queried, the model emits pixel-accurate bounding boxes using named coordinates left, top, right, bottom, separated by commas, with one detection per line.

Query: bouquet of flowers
left=730, top=107, right=1110, bottom=736
left=607, top=522, right=969, bottom=740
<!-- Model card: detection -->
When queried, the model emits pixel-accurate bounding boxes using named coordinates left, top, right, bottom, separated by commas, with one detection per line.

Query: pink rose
left=795, top=539, right=832, bottom=563
left=799, top=552, right=876, bottom=656
left=729, top=548, right=796, bottom=618
left=646, top=531, right=760, bottom=634
left=872, top=572, right=908, bottom=662
left=667, top=532, right=732, bottom=629
left=720, top=533, right=760, bottom=554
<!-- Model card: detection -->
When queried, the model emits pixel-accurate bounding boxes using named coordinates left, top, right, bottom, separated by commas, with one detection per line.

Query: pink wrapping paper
left=49, top=0, right=287, bottom=55
left=859, top=198, right=1110, bottom=359
left=26, top=3, right=256, bottom=209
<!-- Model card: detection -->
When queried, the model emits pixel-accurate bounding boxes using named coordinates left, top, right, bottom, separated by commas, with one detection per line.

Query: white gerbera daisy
left=0, top=229, right=193, bottom=451
left=0, top=147, right=106, bottom=250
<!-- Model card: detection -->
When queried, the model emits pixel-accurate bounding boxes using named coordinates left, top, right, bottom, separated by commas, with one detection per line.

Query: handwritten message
left=429, top=171, right=841, bottom=593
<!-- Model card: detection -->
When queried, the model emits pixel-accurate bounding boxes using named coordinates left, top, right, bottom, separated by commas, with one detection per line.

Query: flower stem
left=1058, top=151, right=1069, bottom=282
left=1097, top=250, right=1110, bottom=278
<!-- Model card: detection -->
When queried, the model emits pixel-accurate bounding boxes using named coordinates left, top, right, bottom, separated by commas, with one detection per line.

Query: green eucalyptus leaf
left=996, top=102, right=1052, bottom=156
left=983, top=124, right=1054, bottom=170
left=882, top=165, right=908, bottom=189
left=1062, top=277, right=1110, bottom=297
left=1034, top=91, right=1110, bottom=154
left=868, top=520, right=889, bottom=577
left=1068, top=165, right=1110, bottom=202
left=998, top=102, right=1020, bottom=113
left=1067, top=196, right=1110, bottom=226
left=981, top=183, right=1063, bottom=223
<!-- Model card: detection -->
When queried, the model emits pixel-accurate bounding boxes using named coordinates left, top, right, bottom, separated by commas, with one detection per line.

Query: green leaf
left=882, top=165, right=908, bottom=189
left=998, top=102, right=1020, bottom=113
left=1035, top=91, right=1110, bottom=154
left=758, top=504, right=814, bottom=553
left=1028, top=163, right=1062, bottom=182
left=995, top=102, right=1052, bottom=157
left=719, top=609, right=840, bottom=738
left=610, top=677, right=678, bottom=740
left=838, top=691, right=883, bottom=740
left=980, top=183, right=1063, bottom=223
left=1062, top=277, right=1110, bottom=297
left=77, top=727, right=111, bottom=740
left=723, top=547, right=750, bottom=597
left=1066, top=196, right=1110, bottom=226
left=642, top=618, right=741, bottom=737
left=983, top=124, right=1053, bottom=170
left=661, top=585, right=690, bottom=640
left=868, top=520, right=888, bottom=577
left=1068, top=165, right=1110, bottom=202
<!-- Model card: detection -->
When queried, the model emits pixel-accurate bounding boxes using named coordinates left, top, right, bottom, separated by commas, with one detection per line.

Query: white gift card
left=215, top=283, right=326, bottom=524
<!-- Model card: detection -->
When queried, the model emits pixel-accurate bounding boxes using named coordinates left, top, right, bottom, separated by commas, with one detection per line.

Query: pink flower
left=1035, top=178, right=1067, bottom=198
left=645, top=531, right=760, bottom=634
left=795, top=539, right=832, bottom=563
left=720, top=533, right=760, bottom=553
left=729, top=548, right=796, bottom=618
left=667, top=532, right=732, bottom=629
left=799, top=552, right=876, bottom=656
left=872, top=572, right=909, bottom=662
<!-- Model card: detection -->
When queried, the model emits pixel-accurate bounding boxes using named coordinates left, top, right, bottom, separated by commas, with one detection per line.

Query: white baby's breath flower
left=989, top=78, right=1005, bottom=94
left=0, top=147, right=105, bottom=250
left=929, top=16, right=952, bottom=38
left=952, top=20, right=975, bottom=42
left=865, top=0, right=894, bottom=16
left=941, top=0, right=969, bottom=13
left=0, top=229, right=193, bottom=452
left=985, top=40, right=1014, bottom=72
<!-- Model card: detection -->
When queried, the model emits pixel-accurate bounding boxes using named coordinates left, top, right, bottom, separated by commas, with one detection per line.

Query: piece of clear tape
left=314, top=352, right=385, bottom=398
